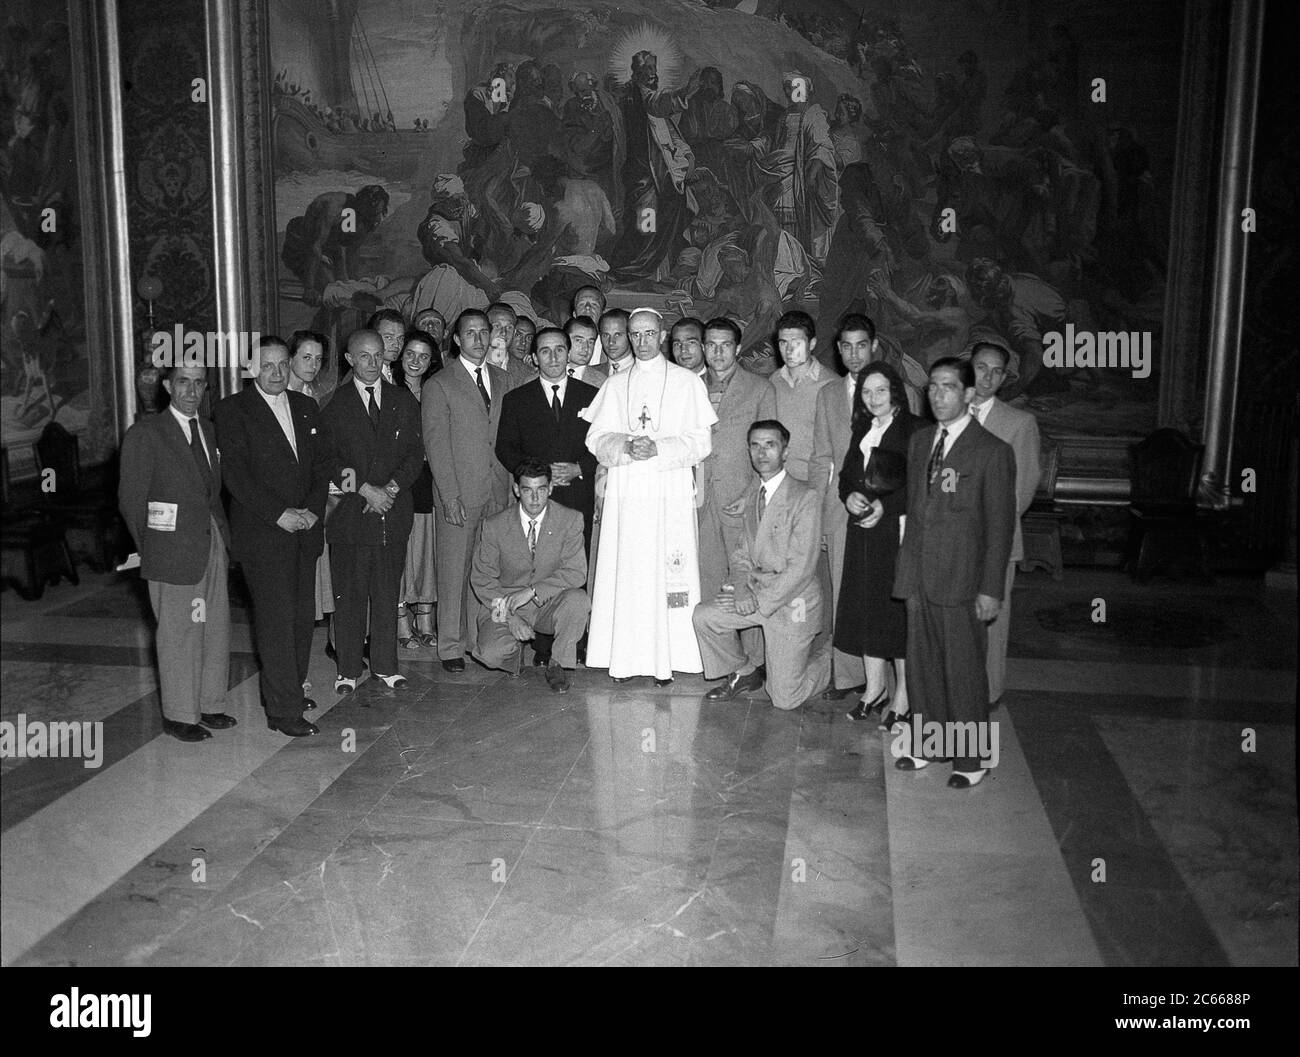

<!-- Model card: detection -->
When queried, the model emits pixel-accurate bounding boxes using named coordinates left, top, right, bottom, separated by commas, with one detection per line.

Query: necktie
left=527, top=518, right=537, bottom=554
left=757, top=484, right=767, bottom=521
left=188, top=419, right=213, bottom=493
left=567, top=366, right=575, bottom=378
left=476, top=367, right=491, bottom=411
left=928, top=427, right=949, bottom=489
left=551, top=384, right=562, bottom=423
left=365, top=386, right=380, bottom=430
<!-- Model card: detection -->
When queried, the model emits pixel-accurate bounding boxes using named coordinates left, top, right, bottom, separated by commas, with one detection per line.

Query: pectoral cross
left=638, top=404, right=651, bottom=429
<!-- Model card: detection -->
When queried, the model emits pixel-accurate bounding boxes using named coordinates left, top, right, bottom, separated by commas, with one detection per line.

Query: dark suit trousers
left=242, top=543, right=316, bottom=720
left=331, top=539, right=405, bottom=678
left=904, top=595, right=991, bottom=771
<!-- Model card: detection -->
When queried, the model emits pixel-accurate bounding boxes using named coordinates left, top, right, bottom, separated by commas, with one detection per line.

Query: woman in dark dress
left=834, top=361, right=918, bottom=726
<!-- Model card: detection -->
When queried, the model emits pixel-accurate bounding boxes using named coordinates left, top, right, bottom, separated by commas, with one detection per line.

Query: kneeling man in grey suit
left=470, top=457, right=591, bottom=693
left=693, top=420, right=830, bottom=710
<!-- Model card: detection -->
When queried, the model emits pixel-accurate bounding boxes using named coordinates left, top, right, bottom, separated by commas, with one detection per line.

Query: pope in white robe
left=581, top=309, right=718, bottom=680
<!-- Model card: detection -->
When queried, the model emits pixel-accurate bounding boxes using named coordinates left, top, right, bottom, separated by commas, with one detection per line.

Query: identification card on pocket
left=147, top=501, right=178, bottom=531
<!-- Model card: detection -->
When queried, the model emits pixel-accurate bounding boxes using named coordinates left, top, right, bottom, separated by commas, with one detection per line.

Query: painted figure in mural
left=506, top=61, right=561, bottom=173
left=869, top=273, right=976, bottom=374
left=608, top=51, right=701, bottom=285
left=966, top=257, right=1073, bottom=400
left=680, top=67, right=738, bottom=184
left=560, top=71, right=625, bottom=231
left=461, top=61, right=515, bottom=172
left=280, top=185, right=389, bottom=305
left=718, top=80, right=779, bottom=207
left=412, top=174, right=497, bottom=320
left=760, top=71, right=839, bottom=274
left=829, top=93, right=866, bottom=173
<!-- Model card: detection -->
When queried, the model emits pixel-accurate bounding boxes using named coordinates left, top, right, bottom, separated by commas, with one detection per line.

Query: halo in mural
left=607, top=21, right=682, bottom=87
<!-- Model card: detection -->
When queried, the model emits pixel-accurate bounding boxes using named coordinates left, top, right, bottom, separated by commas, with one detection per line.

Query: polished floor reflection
left=1, top=569, right=1295, bottom=966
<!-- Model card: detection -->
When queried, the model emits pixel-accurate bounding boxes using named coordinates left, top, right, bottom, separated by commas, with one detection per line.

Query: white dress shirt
left=541, top=375, right=568, bottom=408
left=931, top=409, right=972, bottom=461
left=255, top=384, right=297, bottom=459
left=461, top=354, right=491, bottom=397
left=758, top=469, right=787, bottom=516
left=352, top=373, right=382, bottom=411
left=970, top=397, right=995, bottom=426
left=519, top=502, right=547, bottom=541
left=169, top=404, right=212, bottom=464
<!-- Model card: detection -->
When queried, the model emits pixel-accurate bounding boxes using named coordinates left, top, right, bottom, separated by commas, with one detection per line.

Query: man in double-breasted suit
left=892, top=357, right=1016, bottom=788
left=470, top=458, right=590, bottom=692
left=214, top=337, right=329, bottom=736
left=495, top=326, right=599, bottom=554
left=968, top=341, right=1041, bottom=705
left=120, top=362, right=235, bottom=742
left=808, top=314, right=877, bottom=697
left=693, top=420, right=829, bottom=711
left=319, top=328, right=425, bottom=692
left=422, top=308, right=512, bottom=670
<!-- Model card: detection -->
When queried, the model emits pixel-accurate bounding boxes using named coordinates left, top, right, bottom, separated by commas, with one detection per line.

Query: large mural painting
left=0, top=8, right=89, bottom=469
left=268, top=0, right=1182, bottom=437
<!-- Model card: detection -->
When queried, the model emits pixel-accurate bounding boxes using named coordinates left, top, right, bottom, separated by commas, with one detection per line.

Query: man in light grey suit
left=423, top=308, right=512, bottom=670
left=968, top=341, right=1041, bottom=704
left=697, top=318, right=776, bottom=601
left=470, top=459, right=590, bottom=692
left=693, top=420, right=830, bottom=710
left=809, top=313, right=878, bottom=699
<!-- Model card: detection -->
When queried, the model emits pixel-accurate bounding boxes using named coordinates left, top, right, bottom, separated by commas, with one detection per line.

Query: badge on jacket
left=147, top=502, right=178, bottom=531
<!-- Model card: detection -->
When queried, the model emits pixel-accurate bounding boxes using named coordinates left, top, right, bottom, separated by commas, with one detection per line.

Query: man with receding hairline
left=582, top=307, right=717, bottom=682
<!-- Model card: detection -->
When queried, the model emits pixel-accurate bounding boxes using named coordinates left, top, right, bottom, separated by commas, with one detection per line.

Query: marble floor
left=1, top=568, right=1295, bottom=966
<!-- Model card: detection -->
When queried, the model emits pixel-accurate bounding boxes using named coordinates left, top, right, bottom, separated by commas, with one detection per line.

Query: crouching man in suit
left=470, top=458, right=590, bottom=693
left=119, top=362, right=236, bottom=741
left=693, top=420, right=830, bottom=710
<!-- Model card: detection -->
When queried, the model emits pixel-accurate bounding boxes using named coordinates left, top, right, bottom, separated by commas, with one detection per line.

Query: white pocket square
left=310, top=427, right=318, bottom=435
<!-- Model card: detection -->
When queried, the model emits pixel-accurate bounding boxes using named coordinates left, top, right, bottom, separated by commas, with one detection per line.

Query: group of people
left=120, top=287, right=1040, bottom=789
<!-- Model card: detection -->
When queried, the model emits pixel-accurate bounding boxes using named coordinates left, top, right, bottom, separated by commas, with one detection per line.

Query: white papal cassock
left=581, top=354, right=717, bottom=678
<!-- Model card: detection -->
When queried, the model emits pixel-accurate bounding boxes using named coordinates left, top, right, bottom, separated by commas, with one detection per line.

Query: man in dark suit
left=422, top=308, right=512, bottom=671
left=319, top=328, right=426, bottom=693
left=470, top=458, right=590, bottom=692
left=214, top=337, right=329, bottom=737
left=496, top=326, right=599, bottom=553
left=119, top=362, right=236, bottom=742
left=809, top=313, right=877, bottom=698
left=693, top=421, right=830, bottom=711
left=892, top=357, right=1016, bottom=788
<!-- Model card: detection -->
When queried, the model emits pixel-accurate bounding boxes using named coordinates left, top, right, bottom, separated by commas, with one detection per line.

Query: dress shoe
left=163, top=719, right=212, bottom=742
left=545, top=662, right=570, bottom=694
left=335, top=675, right=358, bottom=694
left=654, top=677, right=674, bottom=687
left=532, top=652, right=553, bottom=667
left=846, top=689, right=889, bottom=722
left=611, top=675, right=637, bottom=684
left=576, top=647, right=586, bottom=666
left=948, top=769, right=987, bottom=789
left=267, top=716, right=320, bottom=737
left=303, top=697, right=317, bottom=711
left=895, top=754, right=929, bottom=771
left=704, top=669, right=764, bottom=701
left=199, top=712, right=237, bottom=730
left=822, top=682, right=865, bottom=701
left=373, top=672, right=407, bottom=689
left=878, top=708, right=909, bottom=731
left=441, top=658, right=465, bottom=673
